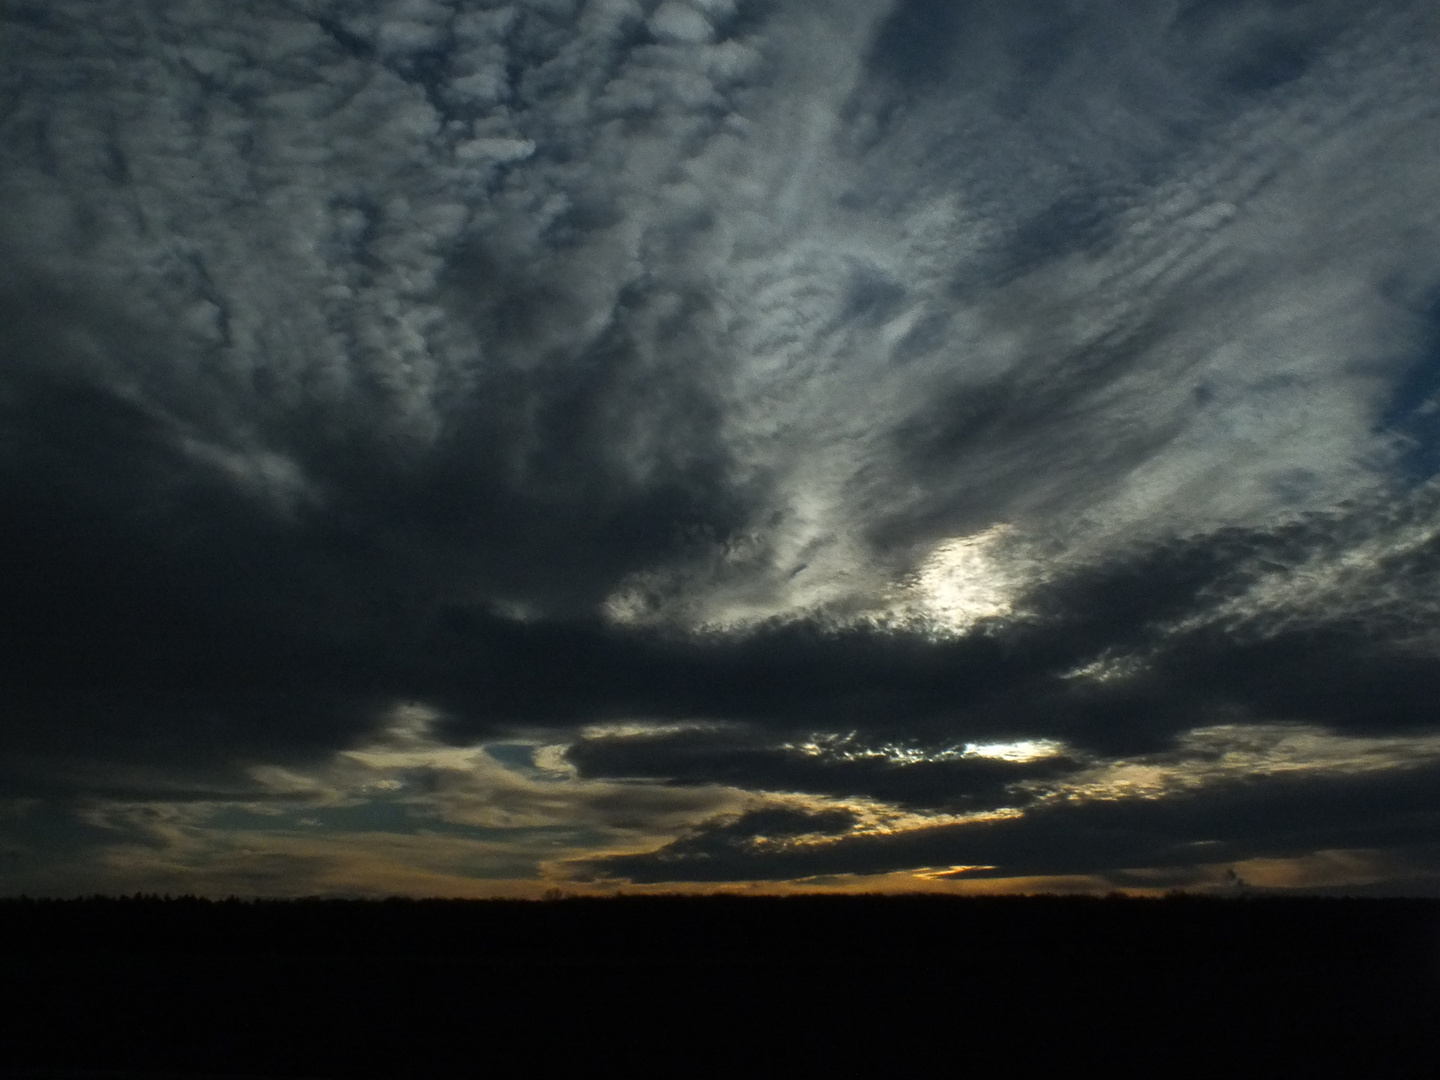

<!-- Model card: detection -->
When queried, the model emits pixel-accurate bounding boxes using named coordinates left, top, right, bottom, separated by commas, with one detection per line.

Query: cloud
left=576, top=748, right=1440, bottom=885
left=1, top=0, right=1438, bottom=892
left=565, top=724, right=1076, bottom=811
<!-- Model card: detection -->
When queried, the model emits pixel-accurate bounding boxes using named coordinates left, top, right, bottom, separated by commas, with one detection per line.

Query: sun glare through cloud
left=902, top=525, right=1018, bottom=633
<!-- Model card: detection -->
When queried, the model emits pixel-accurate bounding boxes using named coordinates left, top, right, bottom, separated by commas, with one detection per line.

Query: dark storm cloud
left=418, top=525, right=1256, bottom=749
left=4, top=373, right=1440, bottom=796
left=564, top=725, right=1074, bottom=811
left=389, top=494, right=1440, bottom=763
left=0, top=330, right=734, bottom=784
left=578, top=759, right=1440, bottom=884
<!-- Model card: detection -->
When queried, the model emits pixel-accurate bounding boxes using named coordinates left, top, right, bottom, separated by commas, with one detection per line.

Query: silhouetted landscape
left=1, top=894, right=1437, bottom=1076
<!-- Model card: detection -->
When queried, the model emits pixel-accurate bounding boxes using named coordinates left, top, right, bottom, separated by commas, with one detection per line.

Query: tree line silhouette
left=1, top=893, right=1436, bottom=1076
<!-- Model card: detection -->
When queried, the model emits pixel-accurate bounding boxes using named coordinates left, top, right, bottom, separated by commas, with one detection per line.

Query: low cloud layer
left=2, top=0, right=1439, bottom=895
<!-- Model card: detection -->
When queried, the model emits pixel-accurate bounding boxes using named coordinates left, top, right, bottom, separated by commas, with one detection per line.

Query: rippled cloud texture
left=3, top=0, right=1439, bottom=896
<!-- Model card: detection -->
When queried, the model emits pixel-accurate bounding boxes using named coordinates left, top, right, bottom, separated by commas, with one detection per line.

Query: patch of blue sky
left=203, top=800, right=603, bottom=847
left=483, top=741, right=571, bottom=783
left=483, top=743, right=538, bottom=771
left=1378, top=292, right=1440, bottom=484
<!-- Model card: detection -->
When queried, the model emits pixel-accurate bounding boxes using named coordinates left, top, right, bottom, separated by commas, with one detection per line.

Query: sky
left=1, top=0, right=1439, bottom=898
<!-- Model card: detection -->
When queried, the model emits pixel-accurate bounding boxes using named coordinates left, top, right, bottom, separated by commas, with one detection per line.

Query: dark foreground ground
left=1, top=893, right=1437, bottom=1077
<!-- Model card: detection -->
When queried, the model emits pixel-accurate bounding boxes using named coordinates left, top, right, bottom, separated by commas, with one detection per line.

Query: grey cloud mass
left=2, top=0, right=1439, bottom=895
left=576, top=754, right=1440, bottom=885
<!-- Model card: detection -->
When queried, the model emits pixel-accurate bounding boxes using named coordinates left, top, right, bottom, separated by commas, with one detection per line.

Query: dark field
left=2, top=894, right=1437, bottom=1077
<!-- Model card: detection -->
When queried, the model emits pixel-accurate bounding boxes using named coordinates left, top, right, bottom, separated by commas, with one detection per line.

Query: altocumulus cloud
left=1, top=0, right=1440, bottom=896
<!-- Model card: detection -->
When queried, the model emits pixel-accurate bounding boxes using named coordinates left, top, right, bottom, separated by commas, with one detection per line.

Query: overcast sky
left=2, top=0, right=1439, bottom=897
